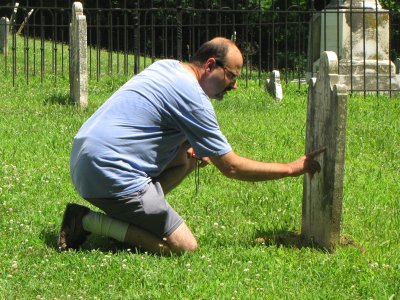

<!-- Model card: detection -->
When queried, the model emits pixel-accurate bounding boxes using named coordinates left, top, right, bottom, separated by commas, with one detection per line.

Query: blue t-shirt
left=70, top=60, right=232, bottom=198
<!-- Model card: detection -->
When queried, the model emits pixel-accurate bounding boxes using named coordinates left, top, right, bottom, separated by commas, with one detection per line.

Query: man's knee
left=166, top=222, right=198, bottom=254
left=172, top=238, right=198, bottom=255
left=182, top=238, right=198, bottom=252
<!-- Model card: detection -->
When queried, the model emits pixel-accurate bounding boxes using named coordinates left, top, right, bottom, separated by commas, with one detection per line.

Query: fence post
left=69, top=2, right=88, bottom=107
left=0, top=17, right=10, bottom=56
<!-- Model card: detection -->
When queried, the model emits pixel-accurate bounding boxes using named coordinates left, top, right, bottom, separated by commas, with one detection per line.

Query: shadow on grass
left=254, top=230, right=313, bottom=250
left=43, top=93, right=74, bottom=106
left=41, top=227, right=140, bottom=254
left=42, top=227, right=359, bottom=254
left=254, top=230, right=358, bottom=252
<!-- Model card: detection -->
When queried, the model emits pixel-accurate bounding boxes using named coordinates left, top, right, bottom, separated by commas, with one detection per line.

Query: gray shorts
left=85, top=181, right=183, bottom=238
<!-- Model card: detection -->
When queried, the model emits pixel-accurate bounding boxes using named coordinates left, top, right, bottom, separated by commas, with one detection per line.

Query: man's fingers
left=306, top=146, right=327, bottom=158
left=199, top=157, right=211, bottom=168
left=308, top=159, right=321, bottom=173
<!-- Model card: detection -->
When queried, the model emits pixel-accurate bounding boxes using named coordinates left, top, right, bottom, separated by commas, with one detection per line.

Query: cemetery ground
left=0, top=42, right=399, bottom=299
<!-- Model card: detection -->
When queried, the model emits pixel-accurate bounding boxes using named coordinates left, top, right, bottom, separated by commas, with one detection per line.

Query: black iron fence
left=1, top=1, right=400, bottom=91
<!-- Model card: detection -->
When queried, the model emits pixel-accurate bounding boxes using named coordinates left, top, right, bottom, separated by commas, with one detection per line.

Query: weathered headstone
left=9, top=2, right=19, bottom=31
left=17, top=9, right=34, bottom=35
left=69, top=2, right=88, bottom=107
left=266, top=70, right=283, bottom=102
left=0, top=17, right=10, bottom=56
left=307, top=0, right=400, bottom=93
left=302, top=51, right=348, bottom=250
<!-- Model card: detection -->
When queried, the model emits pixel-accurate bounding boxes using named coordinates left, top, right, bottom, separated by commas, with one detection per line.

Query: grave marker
left=266, top=70, right=283, bottom=102
left=302, top=51, right=348, bottom=250
left=69, top=2, right=88, bottom=107
left=0, top=17, right=9, bottom=56
left=9, top=2, right=19, bottom=31
left=17, top=9, right=34, bottom=35
left=307, top=0, right=400, bottom=93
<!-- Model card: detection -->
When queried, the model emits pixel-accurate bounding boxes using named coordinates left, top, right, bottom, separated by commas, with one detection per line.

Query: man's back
left=70, top=59, right=231, bottom=199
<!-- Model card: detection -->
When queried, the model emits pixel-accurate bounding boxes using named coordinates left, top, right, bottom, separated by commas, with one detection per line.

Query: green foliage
left=381, top=0, right=400, bottom=10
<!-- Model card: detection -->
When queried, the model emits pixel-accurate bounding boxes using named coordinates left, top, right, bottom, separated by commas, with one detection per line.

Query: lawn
left=0, top=44, right=399, bottom=299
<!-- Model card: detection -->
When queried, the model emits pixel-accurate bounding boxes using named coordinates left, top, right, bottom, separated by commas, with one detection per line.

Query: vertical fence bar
left=245, top=9, right=249, bottom=88
left=284, top=2, right=288, bottom=83
left=24, top=8, right=30, bottom=84
left=163, top=2, right=167, bottom=58
left=133, top=0, right=139, bottom=74
left=40, top=1, right=44, bottom=83
left=375, top=1, right=379, bottom=95
left=12, top=14, right=16, bottom=86
left=177, top=6, right=182, bottom=61
left=123, top=0, right=128, bottom=75
left=350, top=2, right=353, bottom=94
left=108, top=8, right=113, bottom=76
left=258, top=1, right=262, bottom=86
left=96, top=0, right=100, bottom=81
left=151, top=3, right=155, bottom=64
left=53, top=7, right=57, bottom=83
left=1, top=16, right=8, bottom=77
left=388, top=0, right=392, bottom=96
left=271, top=4, right=275, bottom=71
left=88, top=10, right=93, bottom=80
left=363, top=2, right=366, bottom=97
left=117, top=14, right=120, bottom=74
left=296, top=5, right=300, bottom=85
left=61, top=7, right=65, bottom=77
left=390, top=1, right=393, bottom=97
left=192, top=1, right=196, bottom=56
left=206, top=0, right=210, bottom=41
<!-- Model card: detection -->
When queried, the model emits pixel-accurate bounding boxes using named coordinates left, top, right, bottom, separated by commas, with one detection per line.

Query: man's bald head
left=190, top=37, right=241, bottom=67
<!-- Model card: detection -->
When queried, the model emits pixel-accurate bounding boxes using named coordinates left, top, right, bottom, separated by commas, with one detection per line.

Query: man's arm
left=210, top=148, right=325, bottom=181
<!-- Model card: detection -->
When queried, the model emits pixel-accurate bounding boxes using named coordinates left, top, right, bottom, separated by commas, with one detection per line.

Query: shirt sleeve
left=166, top=100, right=232, bottom=158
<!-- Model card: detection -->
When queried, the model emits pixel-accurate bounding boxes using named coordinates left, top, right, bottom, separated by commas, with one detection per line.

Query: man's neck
left=181, top=62, right=202, bottom=81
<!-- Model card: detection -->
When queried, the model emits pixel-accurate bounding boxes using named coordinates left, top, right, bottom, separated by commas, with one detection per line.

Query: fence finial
left=230, top=31, right=236, bottom=43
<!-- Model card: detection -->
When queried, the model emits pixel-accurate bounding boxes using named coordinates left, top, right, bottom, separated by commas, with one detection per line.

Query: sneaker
left=58, top=203, right=91, bottom=251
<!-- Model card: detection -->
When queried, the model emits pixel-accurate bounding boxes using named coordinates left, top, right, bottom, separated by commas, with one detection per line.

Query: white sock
left=82, top=211, right=129, bottom=242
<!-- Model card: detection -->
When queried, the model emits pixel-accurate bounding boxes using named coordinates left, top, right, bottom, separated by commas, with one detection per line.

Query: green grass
left=0, top=38, right=399, bottom=299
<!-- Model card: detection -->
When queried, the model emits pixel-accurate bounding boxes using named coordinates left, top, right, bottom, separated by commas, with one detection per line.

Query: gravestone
left=69, top=2, right=88, bottom=107
left=266, top=70, right=283, bottom=102
left=0, top=17, right=9, bottom=56
left=302, top=51, right=348, bottom=250
left=9, top=2, right=19, bottom=30
left=307, top=0, right=400, bottom=92
left=17, top=9, right=34, bottom=35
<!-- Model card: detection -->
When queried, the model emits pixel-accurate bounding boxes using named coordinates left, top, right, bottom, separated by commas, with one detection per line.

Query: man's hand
left=288, top=147, right=326, bottom=177
left=186, top=147, right=210, bottom=168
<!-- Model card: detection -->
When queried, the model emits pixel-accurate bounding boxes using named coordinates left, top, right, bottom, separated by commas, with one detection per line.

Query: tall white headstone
left=0, top=17, right=10, bottom=56
left=266, top=70, right=283, bottom=102
left=69, top=2, right=88, bottom=107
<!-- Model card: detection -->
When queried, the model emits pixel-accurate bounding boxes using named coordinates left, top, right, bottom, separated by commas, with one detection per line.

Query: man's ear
left=205, top=58, right=216, bottom=72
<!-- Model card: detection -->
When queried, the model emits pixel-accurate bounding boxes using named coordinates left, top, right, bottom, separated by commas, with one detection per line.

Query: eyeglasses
left=215, top=60, right=239, bottom=83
